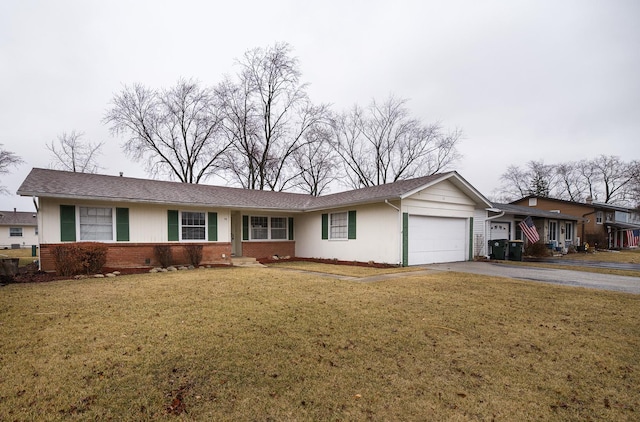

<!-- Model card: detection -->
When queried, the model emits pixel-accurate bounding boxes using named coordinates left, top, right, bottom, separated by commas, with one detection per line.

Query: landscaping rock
left=105, top=273, right=116, bottom=277
left=94, top=274, right=105, bottom=278
left=149, top=268, right=158, bottom=273
left=112, top=271, right=121, bottom=276
left=178, top=266, right=188, bottom=271
left=159, top=268, right=168, bottom=272
left=167, top=266, right=177, bottom=271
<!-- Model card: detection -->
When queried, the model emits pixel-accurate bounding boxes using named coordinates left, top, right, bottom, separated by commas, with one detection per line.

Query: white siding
left=473, top=209, right=487, bottom=257
left=295, top=203, right=401, bottom=265
left=403, top=179, right=476, bottom=218
left=38, top=198, right=230, bottom=244
left=0, top=224, right=38, bottom=248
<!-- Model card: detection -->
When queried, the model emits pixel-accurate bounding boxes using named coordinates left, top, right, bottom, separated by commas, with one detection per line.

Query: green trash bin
left=508, top=240, right=524, bottom=261
left=31, top=245, right=37, bottom=257
left=489, top=239, right=508, bottom=260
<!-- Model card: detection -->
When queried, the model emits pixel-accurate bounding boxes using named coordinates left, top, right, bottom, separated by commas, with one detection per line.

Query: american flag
left=627, top=229, right=640, bottom=247
left=518, top=216, right=540, bottom=243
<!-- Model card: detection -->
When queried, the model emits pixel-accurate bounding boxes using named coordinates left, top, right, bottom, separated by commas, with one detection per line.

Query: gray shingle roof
left=0, top=210, right=38, bottom=226
left=17, top=168, right=488, bottom=212
left=492, top=203, right=583, bottom=221
left=17, top=168, right=315, bottom=211
left=307, top=173, right=451, bottom=210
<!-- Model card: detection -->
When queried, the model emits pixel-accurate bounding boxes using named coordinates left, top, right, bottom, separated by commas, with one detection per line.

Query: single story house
left=510, top=196, right=640, bottom=249
left=0, top=209, right=38, bottom=249
left=472, top=203, right=582, bottom=257
left=17, top=168, right=493, bottom=271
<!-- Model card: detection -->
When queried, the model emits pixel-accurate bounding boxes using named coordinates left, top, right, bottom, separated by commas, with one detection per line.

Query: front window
left=565, top=222, right=573, bottom=241
left=251, top=216, right=269, bottom=239
left=330, top=212, right=348, bottom=239
left=271, top=217, right=287, bottom=240
left=79, top=207, right=113, bottom=240
left=596, top=211, right=603, bottom=224
left=548, top=220, right=557, bottom=242
left=9, top=227, right=22, bottom=237
left=181, top=211, right=206, bottom=240
left=249, top=216, right=288, bottom=240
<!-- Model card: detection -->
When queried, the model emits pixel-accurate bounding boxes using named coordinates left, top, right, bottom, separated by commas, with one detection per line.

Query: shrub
left=524, top=241, right=552, bottom=258
left=80, top=243, right=108, bottom=274
left=154, top=245, right=173, bottom=268
left=51, top=243, right=108, bottom=276
left=184, top=244, right=203, bottom=267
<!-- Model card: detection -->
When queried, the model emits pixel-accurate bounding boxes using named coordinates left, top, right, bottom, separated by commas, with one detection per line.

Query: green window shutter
left=242, top=215, right=249, bottom=240
left=60, top=205, right=76, bottom=242
left=468, top=217, right=474, bottom=261
left=321, top=214, right=328, bottom=240
left=402, top=212, right=409, bottom=267
left=116, top=208, right=130, bottom=241
left=208, top=212, right=218, bottom=241
left=288, top=217, right=294, bottom=240
left=168, top=210, right=179, bottom=241
left=348, top=210, right=357, bottom=239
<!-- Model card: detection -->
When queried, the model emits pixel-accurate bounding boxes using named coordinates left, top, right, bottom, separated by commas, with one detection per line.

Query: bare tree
left=291, top=123, right=338, bottom=196
left=498, top=160, right=557, bottom=201
left=104, top=79, right=229, bottom=183
left=47, top=131, right=104, bottom=173
left=218, top=43, right=330, bottom=191
left=499, top=156, right=638, bottom=205
left=333, top=96, right=461, bottom=188
left=555, top=162, right=587, bottom=202
left=590, top=155, right=636, bottom=204
left=0, top=144, right=23, bottom=194
left=626, top=160, right=640, bottom=207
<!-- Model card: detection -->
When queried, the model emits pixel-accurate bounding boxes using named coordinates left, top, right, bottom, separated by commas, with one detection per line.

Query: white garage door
left=408, top=216, right=467, bottom=265
left=490, top=222, right=510, bottom=240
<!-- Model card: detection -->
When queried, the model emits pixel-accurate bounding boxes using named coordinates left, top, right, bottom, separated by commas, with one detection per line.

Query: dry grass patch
left=563, top=249, right=640, bottom=264
left=1, top=267, right=638, bottom=420
left=267, top=260, right=420, bottom=277
left=0, top=247, right=36, bottom=267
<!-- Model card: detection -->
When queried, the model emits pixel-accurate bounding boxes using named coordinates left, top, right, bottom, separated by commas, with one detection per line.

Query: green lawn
left=1, top=265, right=638, bottom=420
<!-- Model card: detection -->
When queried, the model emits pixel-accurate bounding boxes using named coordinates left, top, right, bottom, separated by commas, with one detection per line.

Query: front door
left=231, top=212, right=242, bottom=256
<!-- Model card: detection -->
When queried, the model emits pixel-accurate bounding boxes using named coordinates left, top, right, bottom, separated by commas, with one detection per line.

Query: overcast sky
left=1, top=0, right=638, bottom=211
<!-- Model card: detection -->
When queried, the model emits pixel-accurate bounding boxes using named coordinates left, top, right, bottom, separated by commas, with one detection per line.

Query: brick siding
left=39, top=242, right=232, bottom=272
left=241, top=241, right=295, bottom=259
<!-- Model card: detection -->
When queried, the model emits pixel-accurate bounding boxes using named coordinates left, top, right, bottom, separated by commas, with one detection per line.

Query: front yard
left=1, top=265, right=638, bottom=420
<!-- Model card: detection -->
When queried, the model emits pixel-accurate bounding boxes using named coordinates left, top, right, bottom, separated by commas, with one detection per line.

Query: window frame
left=78, top=206, right=115, bottom=241
left=329, top=211, right=349, bottom=240
left=179, top=210, right=207, bottom=242
left=548, top=220, right=558, bottom=242
left=9, top=227, right=23, bottom=237
left=564, top=222, right=573, bottom=241
left=247, top=215, right=289, bottom=241
left=596, top=211, right=603, bottom=224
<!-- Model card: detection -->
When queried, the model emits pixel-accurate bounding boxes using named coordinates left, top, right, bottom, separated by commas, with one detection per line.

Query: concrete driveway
left=423, top=261, right=640, bottom=294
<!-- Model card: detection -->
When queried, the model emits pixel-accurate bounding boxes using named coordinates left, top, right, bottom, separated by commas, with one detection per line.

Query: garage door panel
left=408, top=216, right=466, bottom=265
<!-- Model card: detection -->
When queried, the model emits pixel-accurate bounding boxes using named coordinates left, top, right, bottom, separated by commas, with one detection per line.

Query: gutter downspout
left=385, top=200, right=402, bottom=265
left=581, top=211, right=595, bottom=247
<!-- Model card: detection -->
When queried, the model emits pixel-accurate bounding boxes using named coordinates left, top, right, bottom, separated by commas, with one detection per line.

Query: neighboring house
left=509, top=196, right=640, bottom=249
left=472, top=203, right=582, bottom=257
left=17, top=168, right=492, bottom=271
left=0, top=209, right=39, bottom=249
